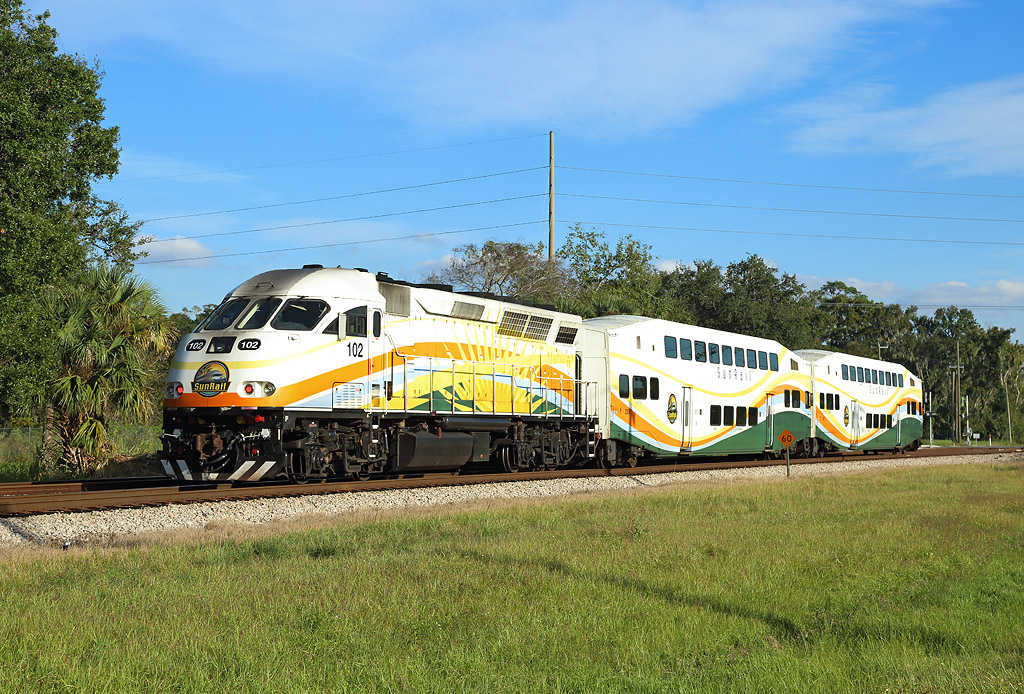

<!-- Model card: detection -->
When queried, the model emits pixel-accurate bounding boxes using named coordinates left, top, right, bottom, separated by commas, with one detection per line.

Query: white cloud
left=799, top=273, right=1024, bottom=333
left=114, top=152, right=249, bottom=185
left=656, top=258, right=682, bottom=272
left=38, top=0, right=952, bottom=132
left=136, top=236, right=216, bottom=266
left=788, top=75, right=1024, bottom=176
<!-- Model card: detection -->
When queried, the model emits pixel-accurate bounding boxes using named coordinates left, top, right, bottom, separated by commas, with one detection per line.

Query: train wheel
left=288, top=452, right=309, bottom=484
left=499, top=445, right=519, bottom=473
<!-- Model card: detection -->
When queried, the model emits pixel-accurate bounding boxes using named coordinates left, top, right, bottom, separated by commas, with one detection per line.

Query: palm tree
left=39, top=265, right=175, bottom=475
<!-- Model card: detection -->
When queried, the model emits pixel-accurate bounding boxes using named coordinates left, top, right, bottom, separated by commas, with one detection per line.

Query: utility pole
left=872, top=342, right=889, bottom=360
left=548, top=130, right=554, bottom=263
left=950, top=343, right=958, bottom=442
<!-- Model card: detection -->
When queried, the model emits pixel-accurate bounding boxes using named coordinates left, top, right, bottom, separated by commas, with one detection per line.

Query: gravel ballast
left=2, top=451, right=1020, bottom=550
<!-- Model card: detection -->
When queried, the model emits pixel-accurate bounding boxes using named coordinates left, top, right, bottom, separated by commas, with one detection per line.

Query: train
left=160, top=266, right=924, bottom=482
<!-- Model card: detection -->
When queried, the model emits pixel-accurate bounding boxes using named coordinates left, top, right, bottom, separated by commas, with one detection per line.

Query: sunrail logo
left=192, top=361, right=230, bottom=398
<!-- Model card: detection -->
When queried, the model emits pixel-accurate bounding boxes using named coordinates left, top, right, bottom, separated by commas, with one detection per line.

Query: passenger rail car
left=161, top=266, right=924, bottom=482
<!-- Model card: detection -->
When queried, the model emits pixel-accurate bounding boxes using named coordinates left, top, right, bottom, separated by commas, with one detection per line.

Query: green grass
left=1, top=463, right=1023, bottom=692
left=0, top=426, right=161, bottom=481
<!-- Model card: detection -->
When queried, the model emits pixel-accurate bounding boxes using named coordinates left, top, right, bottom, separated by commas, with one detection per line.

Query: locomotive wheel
left=288, top=452, right=309, bottom=484
left=499, top=445, right=519, bottom=473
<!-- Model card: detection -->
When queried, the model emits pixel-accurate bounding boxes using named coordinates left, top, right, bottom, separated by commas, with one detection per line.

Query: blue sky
left=32, top=0, right=1024, bottom=337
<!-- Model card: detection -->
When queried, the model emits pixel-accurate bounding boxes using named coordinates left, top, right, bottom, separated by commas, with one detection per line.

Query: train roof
left=227, top=267, right=380, bottom=299
left=795, top=348, right=915, bottom=374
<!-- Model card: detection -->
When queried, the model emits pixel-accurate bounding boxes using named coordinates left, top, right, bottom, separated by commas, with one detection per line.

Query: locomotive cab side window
left=372, top=310, right=382, bottom=338
left=343, top=305, right=368, bottom=337
left=271, top=299, right=331, bottom=331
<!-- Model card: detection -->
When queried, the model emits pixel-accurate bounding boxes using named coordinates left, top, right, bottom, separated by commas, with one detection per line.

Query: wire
left=818, top=302, right=1024, bottom=311
left=558, top=193, right=1024, bottom=224
left=142, top=167, right=547, bottom=222
left=557, top=219, right=1024, bottom=248
left=116, top=134, right=549, bottom=183
left=143, top=194, right=546, bottom=243
left=557, top=165, right=1024, bottom=200
left=136, top=221, right=546, bottom=265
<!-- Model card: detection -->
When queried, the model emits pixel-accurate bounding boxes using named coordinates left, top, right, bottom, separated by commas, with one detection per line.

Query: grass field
left=0, top=426, right=161, bottom=481
left=1, top=463, right=1022, bottom=692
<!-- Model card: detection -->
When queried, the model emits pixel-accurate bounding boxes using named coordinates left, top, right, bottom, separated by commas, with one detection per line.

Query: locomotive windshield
left=201, top=298, right=249, bottom=331
left=235, top=297, right=282, bottom=330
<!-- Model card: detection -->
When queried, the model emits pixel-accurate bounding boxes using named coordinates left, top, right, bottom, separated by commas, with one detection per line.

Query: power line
left=143, top=194, right=546, bottom=243
left=557, top=165, right=1024, bottom=200
left=137, top=221, right=545, bottom=265
left=558, top=219, right=1024, bottom=248
left=142, top=167, right=546, bottom=222
left=116, top=134, right=549, bottom=183
left=558, top=192, right=1024, bottom=224
left=818, top=302, right=1024, bottom=311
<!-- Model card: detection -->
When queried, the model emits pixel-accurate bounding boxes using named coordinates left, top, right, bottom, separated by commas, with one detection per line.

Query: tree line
left=427, top=225, right=1024, bottom=445
left=2, top=1, right=1021, bottom=477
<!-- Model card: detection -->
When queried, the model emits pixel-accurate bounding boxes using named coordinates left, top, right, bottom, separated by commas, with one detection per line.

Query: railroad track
left=0, top=447, right=1017, bottom=517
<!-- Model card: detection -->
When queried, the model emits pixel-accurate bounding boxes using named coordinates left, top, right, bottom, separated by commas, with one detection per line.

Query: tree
left=39, top=266, right=174, bottom=476
left=558, top=224, right=664, bottom=317
left=425, top=239, right=568, bottom=305
left=0, top=0, right=145, bottom=422
left=661, top=254, right=825, bottom=348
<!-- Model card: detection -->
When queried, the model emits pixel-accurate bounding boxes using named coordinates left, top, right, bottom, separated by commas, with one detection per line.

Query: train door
left=764, top=391, right=774, bottom=450
left=850, top=399, right=862, bottom=448
left=894, top=404, right=902, bottom=447
left=672, top=386, right=692, bottom=452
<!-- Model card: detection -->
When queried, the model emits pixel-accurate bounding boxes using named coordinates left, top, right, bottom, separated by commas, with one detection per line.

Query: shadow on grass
left=458, top=548, right=960, bottom=653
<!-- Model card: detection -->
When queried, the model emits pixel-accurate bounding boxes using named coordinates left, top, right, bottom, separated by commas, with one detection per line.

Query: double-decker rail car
left=582, top=316, right=823, bottom=464
left=161, top=266, right=595, bottom=482
left=161, top=266, right=925, bottom=482
left=796, top=350, right=924, bottom=452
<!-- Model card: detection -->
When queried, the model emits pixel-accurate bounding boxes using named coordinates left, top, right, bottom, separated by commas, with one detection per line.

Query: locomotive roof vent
left=302, top=264, right=323, bottom=269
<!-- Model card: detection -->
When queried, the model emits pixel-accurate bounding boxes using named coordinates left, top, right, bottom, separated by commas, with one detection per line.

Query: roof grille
left=554, top=325, right=578, bottom=345
left=523, top=315, right=553, bottom=341
left=497, top=311, right=529, bottom=337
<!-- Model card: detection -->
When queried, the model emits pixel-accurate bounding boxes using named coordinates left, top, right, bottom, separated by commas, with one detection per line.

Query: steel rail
left=0, top=447, right=1017, bottom=517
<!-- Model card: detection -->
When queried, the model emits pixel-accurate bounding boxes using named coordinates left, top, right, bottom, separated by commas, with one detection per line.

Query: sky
left=27, top=0, right=1024, bottom=338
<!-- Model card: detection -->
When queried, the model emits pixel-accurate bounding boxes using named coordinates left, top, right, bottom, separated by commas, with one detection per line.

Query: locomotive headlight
left=263, top=382, right=276, bottom=396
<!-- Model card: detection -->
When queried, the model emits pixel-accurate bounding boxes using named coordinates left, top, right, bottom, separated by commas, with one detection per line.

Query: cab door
left=367, top=307, right=387, bottom=411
